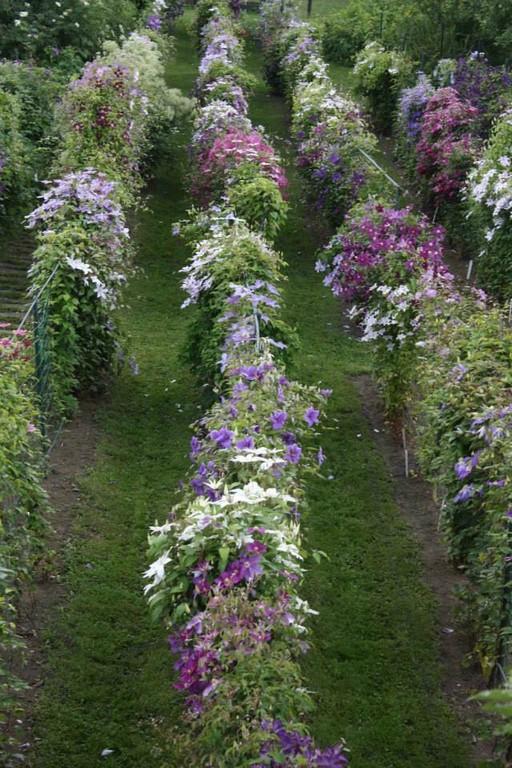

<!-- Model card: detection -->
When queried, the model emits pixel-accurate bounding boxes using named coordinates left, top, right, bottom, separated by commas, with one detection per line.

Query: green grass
left=32, top=17, right=198, bottom=768
left=244, top=30, right=472, bottom=768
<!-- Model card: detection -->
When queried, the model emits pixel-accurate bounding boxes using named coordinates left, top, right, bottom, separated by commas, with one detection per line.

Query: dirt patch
left=353, top=371, right=496, bottom=764
left=5, top=397, right=102, bottom=763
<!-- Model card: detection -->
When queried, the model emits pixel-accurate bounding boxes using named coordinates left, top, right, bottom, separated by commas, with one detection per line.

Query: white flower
left=66, top=256, right=92, bottom=274
left=143, top=551, right=171, bottom=593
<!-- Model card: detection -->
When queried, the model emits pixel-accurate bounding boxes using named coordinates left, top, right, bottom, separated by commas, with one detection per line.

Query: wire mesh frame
left=16, top=265, right=64, bottom=452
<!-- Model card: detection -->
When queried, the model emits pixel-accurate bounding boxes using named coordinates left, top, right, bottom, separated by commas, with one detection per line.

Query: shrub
left=193, top=127, right=287, bottom=204
left=0, top=0, right=142, bottom=63
left=416, top=86, right=480, bottom=203
left=180, top=214, right=293, bottom=381
left=467, top=108, right=512, bottom=300
left=0, top=90, right=30, bottom=218
left=452, top=53, right=512, bottom=137
left=321, top=4, right=377, bottom=65
left=0, top=332, right=47, bottom=731
left=228, top=174, right=288, bottom=239
left=317, top=201, right=449, bottom=412
left=354, top=41, right=416, bottom=134
left=416, top=291, right=512, bottom=676
left=26, top=170, right=133, bottom=412
left=291, top=56, right=382, bottom=221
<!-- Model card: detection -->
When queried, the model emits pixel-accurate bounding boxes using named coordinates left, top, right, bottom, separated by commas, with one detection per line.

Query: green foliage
left=227, top=173, right=288, bottom=239
left=476, top=677, right=512, bottom=761
left=321, top=4, right=380, bottom=65
left=0, top=0, right=143, bottom=64
left=353, top=41, right=415, bottom=133
left=416, top=292, right=512, bottom=676
left=0, top=90, right=31, bottom=219
left=0, top=61, right=62, bottom=220
left=0, top=336, right=47, bottom=740
left=318, top=0, right=512, bottom=71
left=467, top=110, right=512, bottom=301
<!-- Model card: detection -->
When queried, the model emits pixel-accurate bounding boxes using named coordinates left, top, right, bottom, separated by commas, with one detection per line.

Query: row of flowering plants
left=0, top=0, right=190, bottom=743
left=260, top=2, right=385, bottom=224
left=259, top=0, right=512, bottom=701
left=0, top=331, right=48, bottom=739
left=144, top=3, right=349, bottom=764
left=26, top=4, right=192, bottom=414
left=394, top=53, right=512, bottom=293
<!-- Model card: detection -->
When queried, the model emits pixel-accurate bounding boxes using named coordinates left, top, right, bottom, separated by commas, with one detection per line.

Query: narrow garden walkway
left=27, top=16, right=478, bottom=768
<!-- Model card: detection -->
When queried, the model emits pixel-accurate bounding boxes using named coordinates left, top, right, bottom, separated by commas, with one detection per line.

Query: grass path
left=31, top=21, right=198, bottom=768
left=244, top=31, right=472, bottom=768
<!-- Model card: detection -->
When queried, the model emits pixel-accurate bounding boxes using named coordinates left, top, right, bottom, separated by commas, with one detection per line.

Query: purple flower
left=454, top=484, right=477, bottom=503
left=146, top=13, right=162, bottom=30
left=285, top=444, right=302, bottom=464
left=304, top=407, right=320, bottom=427
left=454, top=451, right=480, bottom=480
left=281, top=431, right=296, bottom=445
left=270, top=410, right=288, bottom=430
left=209, top=427, right=234, bottom=449
left=237, top=436, right=255, bottom=449
left=190, top=436, right=201, bottom=458
left=317, top=447, right=326, bottom=466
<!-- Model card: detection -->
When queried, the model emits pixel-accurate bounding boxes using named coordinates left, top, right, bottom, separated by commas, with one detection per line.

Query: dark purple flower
left=285, top=444, right=302, bottom=464
left=281, top=431, right=296, bottom=446
left=146, top=13, right=162, bottom=30
left=190, top=436, right=201, bottom=458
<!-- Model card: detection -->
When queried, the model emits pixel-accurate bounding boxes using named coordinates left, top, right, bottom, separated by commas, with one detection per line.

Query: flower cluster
left=452, top=53, right=511, bottom=136
left=415, top=87, right=480, bottom=202
left=397, top=73, right=435, bottom=143
left=26, top=169, right=132, bottom=409
left=317, top=201, right=451, bottom=411
left=255, top=720, right=349, bottom=767
left=145, top=5, right=346, bottom=765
